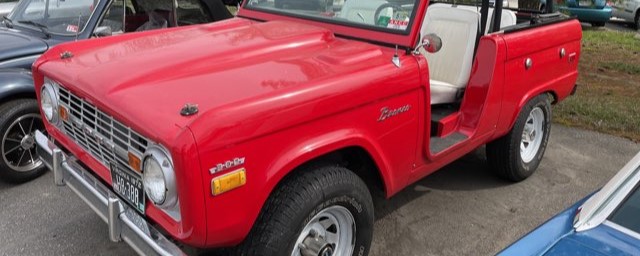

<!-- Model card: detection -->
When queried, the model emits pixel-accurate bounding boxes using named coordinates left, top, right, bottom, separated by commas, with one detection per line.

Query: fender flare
left=0, top=69, right=36, bottom=102
left=264, top=128, right=397, bottom=199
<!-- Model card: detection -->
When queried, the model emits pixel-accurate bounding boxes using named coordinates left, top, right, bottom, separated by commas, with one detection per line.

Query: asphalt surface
left=1, top=124, right=639, bottom=256
left=604, top=18, right=638, bottom=33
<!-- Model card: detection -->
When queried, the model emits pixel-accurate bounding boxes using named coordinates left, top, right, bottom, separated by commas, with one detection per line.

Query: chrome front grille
left=58, top=86, right=149, bottom=173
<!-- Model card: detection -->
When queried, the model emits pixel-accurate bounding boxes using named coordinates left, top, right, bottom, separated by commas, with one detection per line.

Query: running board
left=430, top=132, right=468, bottom=155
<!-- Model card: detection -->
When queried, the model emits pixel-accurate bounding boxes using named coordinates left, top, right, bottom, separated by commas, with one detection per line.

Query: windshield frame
left=8, top=0, right=104, bottom=37
left=237, top=0, right=428, bottom=48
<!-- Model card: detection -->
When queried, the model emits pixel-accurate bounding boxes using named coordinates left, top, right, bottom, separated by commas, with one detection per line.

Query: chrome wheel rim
left=520, top=107, right=544, bottom=163
left=1, top=114, right=44, bottom=172
left=291, top=205, right=356, bottom=256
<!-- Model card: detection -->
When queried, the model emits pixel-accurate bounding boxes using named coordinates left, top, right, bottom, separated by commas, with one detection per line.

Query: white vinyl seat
left=339, top=0, right=388, bottom=25
left=421, top=4, right=479, bottom=105
left=455, top=5, right=517, bottom=34
left=496, top=9, right=517, bottom=31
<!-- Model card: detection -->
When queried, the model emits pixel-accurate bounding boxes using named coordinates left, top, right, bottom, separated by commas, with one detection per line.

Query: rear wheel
left=486, top=94, right=552, bottom=182
left=233, top=165, right=374, bottom=256
left=0, top=99, right=47, bottom=183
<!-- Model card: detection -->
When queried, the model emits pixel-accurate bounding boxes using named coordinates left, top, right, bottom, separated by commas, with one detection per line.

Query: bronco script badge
left=377, top=104, right=411, bottom=122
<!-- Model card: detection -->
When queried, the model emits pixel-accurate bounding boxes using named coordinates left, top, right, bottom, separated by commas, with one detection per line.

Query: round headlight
left=143, top=146, right=177, bottom=208
left=40, top=83, right=58, bottom=123
left=143, top=157, right=166, bottom=204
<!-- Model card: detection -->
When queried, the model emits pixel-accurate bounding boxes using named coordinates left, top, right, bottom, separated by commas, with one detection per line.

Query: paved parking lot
left=1, top=125, right=638, bottom=256
left=604, top=18, right=638, bottom=33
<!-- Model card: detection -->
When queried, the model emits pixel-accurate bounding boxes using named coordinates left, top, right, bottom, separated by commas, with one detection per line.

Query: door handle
left=524, top=58, right=533, bottom=70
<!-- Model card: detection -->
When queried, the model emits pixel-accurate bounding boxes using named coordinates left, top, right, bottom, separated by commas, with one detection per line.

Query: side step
left=431, top=104, right=460, bottom=137
left=430, top=132, right=468, bottom=155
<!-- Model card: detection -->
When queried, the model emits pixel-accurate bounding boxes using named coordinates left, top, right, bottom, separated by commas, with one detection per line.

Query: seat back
left=450, top=5, right=517, bottom=34
left=421, top=4, right=479, bottom=89
left=339, top=0, right=388, bottom=24
left=498, top=9, right=517, bottom=30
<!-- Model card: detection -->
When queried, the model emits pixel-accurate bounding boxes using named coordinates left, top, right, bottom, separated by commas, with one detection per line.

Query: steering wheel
left=373, top=3, right=405, bottom=25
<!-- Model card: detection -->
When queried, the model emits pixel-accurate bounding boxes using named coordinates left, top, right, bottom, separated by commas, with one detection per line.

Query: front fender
left=266, top=130, right=395, bottom=198
left=200, top=128, right=399, bottom=247
left=0, top=69, right=36, bottom=101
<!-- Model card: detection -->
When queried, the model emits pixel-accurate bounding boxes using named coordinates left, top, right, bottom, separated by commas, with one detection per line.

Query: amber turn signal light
left=211, top=168, right=246, bottom=196
left=58, top=106, right=68, bottom=121
left=128, top=152, right=141, bottom=173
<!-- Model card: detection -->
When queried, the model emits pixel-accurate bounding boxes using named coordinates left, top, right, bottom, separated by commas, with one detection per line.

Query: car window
left=11, top=0, right=101, bottom=35
left=98, top=0, right=184, bottom=36
left=97, top=0, right=127, bottom=35
left=176, top=0, right=213, bottom=25
left=609, top=185, right=640, bottom=234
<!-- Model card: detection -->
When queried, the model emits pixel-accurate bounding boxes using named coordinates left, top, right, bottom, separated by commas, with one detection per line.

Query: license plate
left=110, top=163, right=146, bottom=214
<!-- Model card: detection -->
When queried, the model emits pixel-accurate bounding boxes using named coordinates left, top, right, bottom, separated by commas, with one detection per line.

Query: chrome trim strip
left=603, top=220, right=640, bottom=241
left=574, top=151, right=640, bottom=232
left=35, top=130, right=185, bottom=256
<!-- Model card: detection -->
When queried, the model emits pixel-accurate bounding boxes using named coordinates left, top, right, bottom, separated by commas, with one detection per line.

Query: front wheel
left=486, top=94, right=552, bottom=182
left=0, top=99, right=47, bottom=183
left=234, top=166, right=374, bottom=256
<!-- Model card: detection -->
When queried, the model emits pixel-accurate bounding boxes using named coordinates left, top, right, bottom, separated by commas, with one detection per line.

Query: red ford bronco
left=33, top=0, right=581, bottom=254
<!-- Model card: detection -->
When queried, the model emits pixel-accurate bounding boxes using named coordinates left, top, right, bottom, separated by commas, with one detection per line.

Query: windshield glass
left=609, top=184, right=640, bottom=234
left=9, top=0, right=101, bottom=36
left=245, top=0, right=418, bottom=34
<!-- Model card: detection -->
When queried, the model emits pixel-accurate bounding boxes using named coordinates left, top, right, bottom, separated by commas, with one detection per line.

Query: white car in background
left=612, top=0, right=640, bottom=29
left=0, top=1, right=16, bottom=17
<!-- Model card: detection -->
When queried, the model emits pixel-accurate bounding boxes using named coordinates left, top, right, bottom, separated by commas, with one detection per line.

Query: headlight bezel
left=40, top=80, right=59, bottom=124
left=143, top=145, right=178, bottom=210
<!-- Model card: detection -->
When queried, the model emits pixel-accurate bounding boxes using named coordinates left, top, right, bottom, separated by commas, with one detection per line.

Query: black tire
left=486, top=94, right=552, bottom=182
left=232, top=165, right=374, bottom=256
left=591, top=22, right=606, bottom=27
left=635, top=11, right=640, bottom=30
left=0, top=99, right=47, bottom=183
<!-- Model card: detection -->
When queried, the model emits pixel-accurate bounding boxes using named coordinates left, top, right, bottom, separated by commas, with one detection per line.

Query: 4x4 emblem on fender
left=210, top=157, right=246, bottom=174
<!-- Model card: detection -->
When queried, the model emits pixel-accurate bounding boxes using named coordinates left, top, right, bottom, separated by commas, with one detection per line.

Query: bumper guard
left=35, top=130, right=185, bottom=256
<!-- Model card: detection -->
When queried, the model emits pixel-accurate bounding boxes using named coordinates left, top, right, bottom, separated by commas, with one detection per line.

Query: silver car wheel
left=291, top=205, right=356, bottom=256
left=520, top=107, right=545, bottom=163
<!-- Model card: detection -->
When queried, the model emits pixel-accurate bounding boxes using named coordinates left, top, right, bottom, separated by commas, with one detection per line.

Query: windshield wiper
left=1, top=16, right=13, bottom=28
left=17, top=20, right=51, bottom=39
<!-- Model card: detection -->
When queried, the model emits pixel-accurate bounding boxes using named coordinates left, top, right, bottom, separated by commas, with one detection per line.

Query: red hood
left=35, top=18, right=417, bottom=147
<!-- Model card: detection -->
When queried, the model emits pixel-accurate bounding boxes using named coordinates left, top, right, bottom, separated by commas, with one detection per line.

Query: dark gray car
left=0, top=1, right=16, bottom=17
left=0, top=0, right=234, bottom=183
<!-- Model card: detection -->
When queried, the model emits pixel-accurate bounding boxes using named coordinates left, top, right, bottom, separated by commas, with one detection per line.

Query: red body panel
left=33, top=3, right=582, bottom=248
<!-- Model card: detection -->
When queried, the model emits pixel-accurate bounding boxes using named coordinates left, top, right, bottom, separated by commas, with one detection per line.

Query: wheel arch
left=265, top=134, right=395, bottom=200
left=0, top=70, right=36, bottom=103
left=500, top=90, right=556, bottom=138
left=224, top=135, right=393, bottom=246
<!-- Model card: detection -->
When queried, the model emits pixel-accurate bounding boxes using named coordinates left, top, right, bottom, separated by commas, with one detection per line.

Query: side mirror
left=93, top=26, right=112, bottom=37
left=420, top=33, right=442, bottom=53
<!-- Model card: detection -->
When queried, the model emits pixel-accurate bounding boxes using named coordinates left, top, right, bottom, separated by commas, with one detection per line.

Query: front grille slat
left=57, top=86, right=149, bottom=174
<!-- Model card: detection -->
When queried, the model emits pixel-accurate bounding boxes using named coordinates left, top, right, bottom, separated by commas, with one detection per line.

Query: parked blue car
left=500, top=151, right=640, bottom=255
left=558, top=0, right=613, bottom=26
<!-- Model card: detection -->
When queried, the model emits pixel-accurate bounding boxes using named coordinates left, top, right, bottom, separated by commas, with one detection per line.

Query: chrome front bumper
left=35, top=130, right=185, bottom=256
